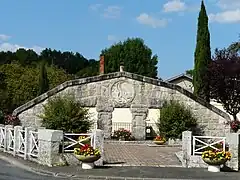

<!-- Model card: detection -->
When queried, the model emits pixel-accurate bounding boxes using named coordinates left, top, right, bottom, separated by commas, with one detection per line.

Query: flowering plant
left=4, top=114, right=20, bottom=126
left=154, top=135, right=166, bottom=142
left=230, top=120, right=240, bottom=132
left=74, top=144, right=100, bottom=157
left=112, top=128, right=133, bottom=140
left=78, top=135, right=91, bottom=144
left=202, top=150, right=232, bottom=161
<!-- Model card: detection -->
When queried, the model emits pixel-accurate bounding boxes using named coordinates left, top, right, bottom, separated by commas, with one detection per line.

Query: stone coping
left=13, top=71, right=230, bottom=120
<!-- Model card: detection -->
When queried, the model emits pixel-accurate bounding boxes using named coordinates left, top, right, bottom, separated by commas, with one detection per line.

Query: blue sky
left=0, top=0, right=239, bottom=79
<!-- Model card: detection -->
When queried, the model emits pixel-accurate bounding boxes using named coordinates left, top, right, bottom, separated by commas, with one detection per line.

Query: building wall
left=13, top=72, right=230, bottom=139
left=170, top=79, right=193, bottom=93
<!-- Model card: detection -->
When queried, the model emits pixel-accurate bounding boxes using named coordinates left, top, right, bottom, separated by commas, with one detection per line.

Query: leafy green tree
left=38, top=61, right=49, bottom=95
left=101, top=38, right=158, bottom=78
left=39, top=94, right=93, bottom=133
left=0, top=62, right=72, bottom=112
left=193, top=1, right=211, bottom=102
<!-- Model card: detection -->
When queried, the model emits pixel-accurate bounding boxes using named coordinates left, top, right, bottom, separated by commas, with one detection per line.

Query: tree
left=101, top=38, right=158, bottom=78
left=208, top=48, right=240, bottom=121
left=193, top=1, right=211, bottom=102
left=38, top=61, right=49, bottom=95
left=186, top=69, right=193, bottom=77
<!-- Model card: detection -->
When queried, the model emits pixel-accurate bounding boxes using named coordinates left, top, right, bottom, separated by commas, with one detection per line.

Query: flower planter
left=202, top=158, right=227, bottom=172
left=74, top=155, right=101, bottom=169
left=153, top=140, right=165, bottom=145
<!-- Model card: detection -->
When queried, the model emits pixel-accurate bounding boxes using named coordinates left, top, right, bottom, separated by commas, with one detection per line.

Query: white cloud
left=89, top=4, right=102, bottom=11
left=103, top=6, right=122, bottom=19
left=217, top=0, right=240, bottom=10
left=0, top=42, right=44, bottom=54
left=136, top=13, right=168, bottom=28
left=209, top=9, right=240, bottom=23
left=163, top=0, right=187, bottom=12
left=107, top=35, right=117, bottom=41
left=0, top=34, right=11, bottom=41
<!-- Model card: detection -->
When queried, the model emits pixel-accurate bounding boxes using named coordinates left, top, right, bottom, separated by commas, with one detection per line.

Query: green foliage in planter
left=157, top=100, right=198, bottom=139
left=39, top=94, right=93, bottom=133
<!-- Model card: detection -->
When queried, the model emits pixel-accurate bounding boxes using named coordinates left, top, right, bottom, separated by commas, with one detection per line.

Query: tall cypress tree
left=193, top=0, right=211, bottom=102
left=38, top=61, right=49, bottom=95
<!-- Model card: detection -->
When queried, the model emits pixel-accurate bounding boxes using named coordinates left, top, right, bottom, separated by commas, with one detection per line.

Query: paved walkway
left=103, top=142, right=182, bottom=167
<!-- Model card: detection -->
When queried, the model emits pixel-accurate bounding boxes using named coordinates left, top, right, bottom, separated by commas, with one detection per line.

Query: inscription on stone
left=110, top=80, right=135, bottom=105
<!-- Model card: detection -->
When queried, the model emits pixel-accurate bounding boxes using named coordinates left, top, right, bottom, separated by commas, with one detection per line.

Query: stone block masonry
left=13, top=71, right=231, bottom=139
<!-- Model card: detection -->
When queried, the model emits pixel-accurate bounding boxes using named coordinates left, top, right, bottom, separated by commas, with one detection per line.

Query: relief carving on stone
left=110, top=80, right=135, bottom=105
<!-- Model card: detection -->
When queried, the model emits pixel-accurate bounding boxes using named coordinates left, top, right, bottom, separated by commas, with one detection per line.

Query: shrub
left=157, top=100, right=198, bottom=139
left=4, top=114, right=20, bottom=126
left=111, top=128, right=135, bottom=141
left=39, top=94, right=93, bottom=133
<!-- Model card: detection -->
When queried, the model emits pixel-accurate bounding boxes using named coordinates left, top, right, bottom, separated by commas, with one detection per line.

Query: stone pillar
left=96, top=101, right=114, bottom=139
left=93, top=129, right=104, bottom=166
left=130, top=105, right=148, bottom=140
left=38, top=129, right=64, bottom=167
left=182, top=131, right=192, bottom=168
left=13, top=126, right=22, bottom=156
left=226, top=133, right=240, bottom=171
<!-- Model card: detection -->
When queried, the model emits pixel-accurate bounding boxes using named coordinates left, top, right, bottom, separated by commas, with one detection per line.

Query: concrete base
left=208, top=165, right=220, bottom=172
left=82, top=162, right=94, bottom=169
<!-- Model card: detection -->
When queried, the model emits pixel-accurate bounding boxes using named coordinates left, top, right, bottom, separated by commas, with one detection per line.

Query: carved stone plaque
left=110, top=80, right=135, bottom=105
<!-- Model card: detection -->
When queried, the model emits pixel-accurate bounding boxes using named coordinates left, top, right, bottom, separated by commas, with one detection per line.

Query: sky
left=0, top=0, right=239, bottom=79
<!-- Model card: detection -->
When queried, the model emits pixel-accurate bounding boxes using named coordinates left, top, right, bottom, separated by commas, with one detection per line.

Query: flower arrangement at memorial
left=112, top=128, right=134, bottom=141
left=153, top=135, right=166, bottom=145
left=74, top=144, right=101, bottom=162
left=202, top=150, right=232, bottom=165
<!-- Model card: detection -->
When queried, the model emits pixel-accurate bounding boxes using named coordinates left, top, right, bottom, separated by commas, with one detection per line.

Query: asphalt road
left=0, top=156, right=240, bottom=180
left=0, top=159, right=66, bottom=180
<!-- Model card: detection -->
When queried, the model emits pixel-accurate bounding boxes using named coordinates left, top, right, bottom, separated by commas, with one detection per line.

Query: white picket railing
left=63, top=133, right=94, bottom=153
left=7, top=128, right=14, bottom=151
left=0, top=126, right=5, bottom=148
left=0, top=126, right=39, bottom=159
left=17, top=129, right=25, bottom=155
left=29, top=131, right=39, bottom=157
left=192, top=136, right=226, bottom=156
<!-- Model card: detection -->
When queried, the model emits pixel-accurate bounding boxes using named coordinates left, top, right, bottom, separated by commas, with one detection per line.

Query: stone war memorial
left=13, top=60, right=231, bottom=140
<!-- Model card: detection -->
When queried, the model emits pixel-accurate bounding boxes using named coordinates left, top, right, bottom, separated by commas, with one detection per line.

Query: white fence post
left=14, top=126, right=22, bottom=156
left=0, top=124, right=5, bottom=150
left=5, top=125, right=14, bottom=152
left=24, top=127, right=34, bottom=160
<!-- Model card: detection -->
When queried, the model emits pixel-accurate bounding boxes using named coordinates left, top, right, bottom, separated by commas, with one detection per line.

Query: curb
left=0, top=154, right=176, bottom=180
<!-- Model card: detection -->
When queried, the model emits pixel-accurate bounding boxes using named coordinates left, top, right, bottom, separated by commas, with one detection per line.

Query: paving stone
left=103, top=143, right=182, bottom=167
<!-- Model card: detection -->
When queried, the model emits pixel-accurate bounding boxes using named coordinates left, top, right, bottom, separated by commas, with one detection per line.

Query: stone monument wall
left=13, top=72, right=231, bottom=140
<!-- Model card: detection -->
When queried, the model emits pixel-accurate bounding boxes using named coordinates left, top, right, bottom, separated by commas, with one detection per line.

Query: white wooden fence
left=192, top=135, right=226, bottom=156
left=63, top=133, right=95, bottom=153
left=0, top=125, right=39, bottom=159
